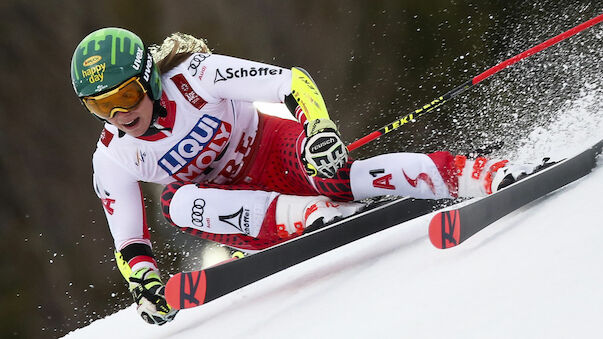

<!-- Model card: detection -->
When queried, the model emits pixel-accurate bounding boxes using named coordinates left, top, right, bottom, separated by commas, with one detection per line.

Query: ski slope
left=64, top=101, right=603, bottom=339
left=64, top=159, right=603, bottom=338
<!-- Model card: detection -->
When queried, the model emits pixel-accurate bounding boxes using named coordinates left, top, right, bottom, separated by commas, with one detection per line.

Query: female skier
left=71, top=27, right=538, bottom=325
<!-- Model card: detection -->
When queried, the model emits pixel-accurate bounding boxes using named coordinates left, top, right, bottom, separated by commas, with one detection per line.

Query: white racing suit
left=93, top=53, right=505, bottom=272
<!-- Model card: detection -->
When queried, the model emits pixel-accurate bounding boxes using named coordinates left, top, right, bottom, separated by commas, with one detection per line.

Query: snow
left=64, top=99, right=603, bottom=338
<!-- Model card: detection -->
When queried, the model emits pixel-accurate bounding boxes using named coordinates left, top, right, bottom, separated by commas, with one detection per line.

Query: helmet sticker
left=82, top=63, right=106, bottom=84
left=143, top=50, right=154, bottom=82
left=133, top=47, right=144, bottom=71
left=83, top=55, right=102, bottom=67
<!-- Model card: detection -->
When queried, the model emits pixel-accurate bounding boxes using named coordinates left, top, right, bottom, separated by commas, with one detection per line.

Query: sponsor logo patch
left=373, top=173, right=396, bottom=190
left=171, top=73, right=207, bottom=109
left=310, top=136, right=336, bottom=153
left=143, top=51, right=153, bottom=82
left=187, top=53, right=210, bottom=76
left=403, top=170, right=436, bottom=194
left=197, top=66, right=207, bottom=81
left=370, top=169, right=396, bottom=190
left=132, top=46, right=144, bottom=71
left=191, top=198, right=206, bottom=227
left=219, top=207, right=251, bottom=235
left=100, top=128, right=114, bottom=147
left=214, top=67, right=284, bottom=83
left=82, top=63, right=106, bottom=84
left=158, top=115, right=232, bottom=181
left=83, top=55, right=102, bottom=67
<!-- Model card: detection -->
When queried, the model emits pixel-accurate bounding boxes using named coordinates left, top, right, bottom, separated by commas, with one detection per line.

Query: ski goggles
left=82, top=76, right=147, bottom=119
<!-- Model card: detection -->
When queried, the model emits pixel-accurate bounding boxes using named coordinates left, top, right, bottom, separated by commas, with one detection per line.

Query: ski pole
left=347, top=12, right=603, bottom=152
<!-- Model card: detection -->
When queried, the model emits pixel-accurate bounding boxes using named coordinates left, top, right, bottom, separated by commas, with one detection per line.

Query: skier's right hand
left=128, top=267, right=178, bottom=325
left=302, top=118, right=348, bottom=178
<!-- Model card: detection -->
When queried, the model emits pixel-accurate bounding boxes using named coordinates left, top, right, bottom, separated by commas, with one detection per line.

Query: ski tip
left=165, top=271, right=207, bottom=310
left=428, top=210, right=461, bottom=249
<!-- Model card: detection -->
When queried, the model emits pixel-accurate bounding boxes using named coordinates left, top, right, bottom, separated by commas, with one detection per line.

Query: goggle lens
left=82, top=77, right=147, bottom=119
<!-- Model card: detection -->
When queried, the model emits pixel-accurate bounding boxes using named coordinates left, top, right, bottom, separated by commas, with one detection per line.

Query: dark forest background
left=1, top=1, right=602, bottom=337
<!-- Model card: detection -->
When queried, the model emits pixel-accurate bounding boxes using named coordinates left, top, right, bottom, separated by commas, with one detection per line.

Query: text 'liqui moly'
left=159, top=115, right=231, bottom=181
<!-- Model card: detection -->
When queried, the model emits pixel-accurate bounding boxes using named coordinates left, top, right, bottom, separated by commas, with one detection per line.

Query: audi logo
left=191, top=198, right=206, bottom=227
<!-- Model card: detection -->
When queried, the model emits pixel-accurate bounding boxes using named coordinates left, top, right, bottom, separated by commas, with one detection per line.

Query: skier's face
left=106, top=94, right=153, bottom=137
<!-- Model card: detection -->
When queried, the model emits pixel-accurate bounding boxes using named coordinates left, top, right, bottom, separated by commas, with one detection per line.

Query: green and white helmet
left=71, top=27, right=161, bottom=100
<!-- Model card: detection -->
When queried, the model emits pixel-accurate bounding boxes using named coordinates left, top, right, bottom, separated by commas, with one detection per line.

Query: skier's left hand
left=302, top=118, right=348, bottom=178
left=128, top=268, right=178, bottom=325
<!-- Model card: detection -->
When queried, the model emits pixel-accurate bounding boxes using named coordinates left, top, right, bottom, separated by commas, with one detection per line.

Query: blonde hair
left=149, top=32, right=211, bottom=74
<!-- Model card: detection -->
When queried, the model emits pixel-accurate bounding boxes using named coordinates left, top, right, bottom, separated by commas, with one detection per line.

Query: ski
left=165, top=197, right=454, bottom=310
left=429, top=139, right=603, bottom=249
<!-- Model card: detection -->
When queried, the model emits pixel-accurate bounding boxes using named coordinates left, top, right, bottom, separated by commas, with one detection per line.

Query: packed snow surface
left=64, top=99, right=603, bottom=339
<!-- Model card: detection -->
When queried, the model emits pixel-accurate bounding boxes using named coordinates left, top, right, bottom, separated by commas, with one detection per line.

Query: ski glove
left=129, top=267, right=178, bottom=325
left=302, top=118, right=348, bottom=178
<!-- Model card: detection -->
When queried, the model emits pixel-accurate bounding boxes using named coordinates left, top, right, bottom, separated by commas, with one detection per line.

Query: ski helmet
left=71, top=27, right=161, bottom=101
